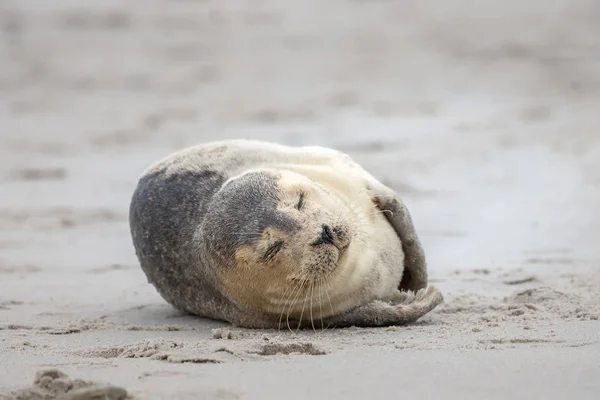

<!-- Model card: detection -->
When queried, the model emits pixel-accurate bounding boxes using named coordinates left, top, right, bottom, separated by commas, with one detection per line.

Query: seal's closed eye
left=263, top=240, right=284, bottom=262
left=296, top=192, right=305, bottom=211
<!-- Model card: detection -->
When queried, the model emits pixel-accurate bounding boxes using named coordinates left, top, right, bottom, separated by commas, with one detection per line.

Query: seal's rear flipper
left=322, top=286, right=443, bottom=328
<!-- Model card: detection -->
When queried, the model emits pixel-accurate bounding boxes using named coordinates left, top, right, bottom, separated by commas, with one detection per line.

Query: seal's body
left=129, top=140, right=442, bottom=329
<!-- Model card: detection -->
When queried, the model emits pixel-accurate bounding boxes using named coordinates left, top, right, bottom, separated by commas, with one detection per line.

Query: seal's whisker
left=346, top=194, right=389, bottom=222
left=332, top=200, right=371, bottom=245
left=285, top=291, right=298, bottom=333
left=309, top=279, right=316, bottom=332
left=321, top=276, right=336, bottom=332
left=353, top=235, right=368, bottom=246
left=338, top=199, right=360, bottom=221
left=279, top=274, right=307, bottom=332
left=341, top=198, right=373, bottom=231
left=320, top=277, right=333, bottom=332
left=368, top=209, right=394, bottom=218
left=286, top=276, right=309, bottom=333
left=277, top=279, right=296, bottom=331
left=282, top=279, right=302, bottom=333
left=318, top=277, right=325, bottom=331
left=295, top=279, right=310, bottom=333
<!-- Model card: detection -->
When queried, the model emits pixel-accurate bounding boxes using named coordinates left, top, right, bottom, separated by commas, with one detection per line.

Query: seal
left=129, top=139, right=443, bottom=329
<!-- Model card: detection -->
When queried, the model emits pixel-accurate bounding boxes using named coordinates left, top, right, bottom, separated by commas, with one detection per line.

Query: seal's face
left=202, top=169, right=371, bottom=322
left=268, top=170, right=353, bottom=274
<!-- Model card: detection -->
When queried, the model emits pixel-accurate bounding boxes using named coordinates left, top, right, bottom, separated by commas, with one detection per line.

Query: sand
left=1, top=0, right=600, bottom=399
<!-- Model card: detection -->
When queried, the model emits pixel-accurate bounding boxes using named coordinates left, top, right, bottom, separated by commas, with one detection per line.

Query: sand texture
left=1, top=1, right=600, bottom=399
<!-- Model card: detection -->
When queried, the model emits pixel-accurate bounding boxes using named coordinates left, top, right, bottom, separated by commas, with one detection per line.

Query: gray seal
left=129, top=140, right=443, bottom=329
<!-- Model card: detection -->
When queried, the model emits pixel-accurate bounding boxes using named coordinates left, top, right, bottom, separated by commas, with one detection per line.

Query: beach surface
left=1, top=1, right=599, bottom=399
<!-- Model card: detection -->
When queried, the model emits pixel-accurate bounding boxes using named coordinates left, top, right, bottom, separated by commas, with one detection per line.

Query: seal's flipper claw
left=394, top=286, right=444, bottom=323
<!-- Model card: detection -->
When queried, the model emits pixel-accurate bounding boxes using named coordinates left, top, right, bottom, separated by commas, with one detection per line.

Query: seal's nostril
left=321, top=224, right=335, bottom=244
left=311, top=224, right=338, bottom=247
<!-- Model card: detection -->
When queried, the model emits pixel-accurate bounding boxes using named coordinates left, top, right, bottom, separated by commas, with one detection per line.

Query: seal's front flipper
left=371, top=193, right=428, bottom=292
left=323, top=286, right=443, bottom=328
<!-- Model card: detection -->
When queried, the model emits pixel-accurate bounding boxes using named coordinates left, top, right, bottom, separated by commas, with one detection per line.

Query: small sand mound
left=505, top=287, right=573, bottom=304
left=252, top=342, right=327, bottom=356
left=77, top=339, right=183, bottom=359
left=0, top=369, right=129, bottom=400
left=505, top=286, right=599, bottom=321
left=211, top=328, right=245, bottom=340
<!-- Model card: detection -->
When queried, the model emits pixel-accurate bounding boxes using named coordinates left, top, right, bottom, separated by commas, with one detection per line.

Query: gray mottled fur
left=129, top=140, right=442, bottom=329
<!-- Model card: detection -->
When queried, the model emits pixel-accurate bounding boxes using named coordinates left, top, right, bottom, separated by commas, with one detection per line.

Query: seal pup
left=129, top=140, right=443, bottom=329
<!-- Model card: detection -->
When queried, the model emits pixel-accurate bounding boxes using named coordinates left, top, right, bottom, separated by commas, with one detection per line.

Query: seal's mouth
left=336, top=243, right=350, bottom=262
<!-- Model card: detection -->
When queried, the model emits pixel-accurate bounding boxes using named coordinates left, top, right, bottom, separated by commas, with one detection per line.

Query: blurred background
left=1, top=0, right=599, bottom=299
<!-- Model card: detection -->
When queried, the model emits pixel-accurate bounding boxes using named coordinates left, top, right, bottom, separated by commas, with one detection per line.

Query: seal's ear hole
left=296, top=192, right=306, bottom=211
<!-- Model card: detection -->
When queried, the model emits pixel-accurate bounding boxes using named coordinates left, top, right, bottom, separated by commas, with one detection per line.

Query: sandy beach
left=1, top=1, right=600, bottom=399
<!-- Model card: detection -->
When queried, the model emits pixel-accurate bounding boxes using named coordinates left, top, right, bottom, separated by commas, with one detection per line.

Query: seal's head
left=199, top=168, right=371, bottom=321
